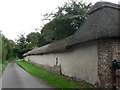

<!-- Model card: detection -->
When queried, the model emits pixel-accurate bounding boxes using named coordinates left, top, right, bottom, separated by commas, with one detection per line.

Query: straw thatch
left=24, top=2, right=120, bottom=56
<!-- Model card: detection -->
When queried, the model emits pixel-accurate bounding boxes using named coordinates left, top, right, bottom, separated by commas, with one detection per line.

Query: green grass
left=18, top=61, right=92, bottom=89
left=0, top=57, right=19, bottom=75
left=0, top=60, right=9, bottom=76
left=0, top=62, right=2, bottom=76
left=2, top=61, right=9, bottom=71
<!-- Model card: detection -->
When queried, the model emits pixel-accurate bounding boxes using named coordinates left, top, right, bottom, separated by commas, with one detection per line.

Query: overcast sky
left=0, top=0, right=119, bottom=41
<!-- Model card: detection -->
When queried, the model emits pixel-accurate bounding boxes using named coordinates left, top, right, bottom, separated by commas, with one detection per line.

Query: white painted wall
left=24, top=41, right=100, bottom=85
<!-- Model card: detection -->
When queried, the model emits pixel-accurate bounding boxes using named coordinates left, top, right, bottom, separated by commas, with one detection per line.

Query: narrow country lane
left=2, top=62, right=52, bottom=88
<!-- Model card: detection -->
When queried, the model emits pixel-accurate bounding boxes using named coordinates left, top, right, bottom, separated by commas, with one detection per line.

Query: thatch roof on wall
left=24, top=2, right=120, bottom=56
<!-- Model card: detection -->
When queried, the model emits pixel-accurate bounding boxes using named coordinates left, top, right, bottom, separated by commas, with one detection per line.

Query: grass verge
left=2, top=61, right=9, bottom=72
left=0, top=57, right=19, bottom=75
left=0, top=61, right=9, bottom=76
left=18, top=61, right=92, bottom=89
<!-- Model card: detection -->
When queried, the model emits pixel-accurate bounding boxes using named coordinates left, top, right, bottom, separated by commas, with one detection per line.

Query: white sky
left=0, top=0, right=119, bottom=41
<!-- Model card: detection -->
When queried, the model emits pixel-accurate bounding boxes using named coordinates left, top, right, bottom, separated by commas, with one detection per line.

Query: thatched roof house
left=24, top=2, right=120, bottom=56
left=24, top=2, right=120, bottom=87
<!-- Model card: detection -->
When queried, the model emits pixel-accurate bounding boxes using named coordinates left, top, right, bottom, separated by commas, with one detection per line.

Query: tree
left=41, top=0, right=92, bottom=42
left=1, top=33, right=18, bottom=61
left=26, top=32, right=40, bottom=47
left=0, top=32, right=2, bottom=61
left=41, top=18, right=75, bottom=42
left=26, top=32, right=49, bottom=48
left=16, top=34, right=32, bottom=59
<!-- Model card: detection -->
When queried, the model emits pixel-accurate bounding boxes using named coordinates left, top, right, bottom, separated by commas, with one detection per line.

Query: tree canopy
left=15, top=0, right=92, bottom=59
left=1, top=0, right=92, bottom=59
left=1, top=33, right=18, bottom=61
left=41, top=0, right=92, bottom=42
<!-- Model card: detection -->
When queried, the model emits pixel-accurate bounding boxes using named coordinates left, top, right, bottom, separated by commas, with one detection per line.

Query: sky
left=0, top=0, right=119, bottom=41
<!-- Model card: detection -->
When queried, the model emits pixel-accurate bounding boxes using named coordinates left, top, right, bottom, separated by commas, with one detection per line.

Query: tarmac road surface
left=2, top=62, right=52, bottom=88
